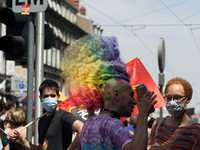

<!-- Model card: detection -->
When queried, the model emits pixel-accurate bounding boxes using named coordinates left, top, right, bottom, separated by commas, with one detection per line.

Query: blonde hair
left=7, top=108, right=25, bottom=125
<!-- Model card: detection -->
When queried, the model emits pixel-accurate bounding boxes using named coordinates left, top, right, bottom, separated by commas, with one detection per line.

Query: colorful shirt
left=148, top=118, right=200, bottom=150
left=78, top=115, right=133, bottom=150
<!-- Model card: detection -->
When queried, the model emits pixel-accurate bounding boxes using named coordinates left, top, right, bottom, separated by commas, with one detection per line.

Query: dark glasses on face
left=43, top=94, right=57, bottom=98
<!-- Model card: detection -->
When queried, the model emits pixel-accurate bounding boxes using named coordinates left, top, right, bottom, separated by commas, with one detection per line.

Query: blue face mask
left=42, top=97, right=58, bottom=112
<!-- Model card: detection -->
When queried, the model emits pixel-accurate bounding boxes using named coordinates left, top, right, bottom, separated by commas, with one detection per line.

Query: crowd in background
left=0, top=97, right=157, bottom=150
left=0, top=97, right=199, bottom=149
left=0, top=99, right=30, bottom=150
left=0, top=34, right=200, bottom=150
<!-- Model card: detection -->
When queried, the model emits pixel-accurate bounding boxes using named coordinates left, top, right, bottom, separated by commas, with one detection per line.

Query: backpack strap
left=154, top=117, right=165, bottom=138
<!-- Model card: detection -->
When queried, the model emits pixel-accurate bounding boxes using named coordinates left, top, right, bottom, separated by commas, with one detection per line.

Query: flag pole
left=19, top=112, right=47, bottom=132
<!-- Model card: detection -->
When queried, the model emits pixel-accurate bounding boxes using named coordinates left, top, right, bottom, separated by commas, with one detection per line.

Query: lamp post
left=158, top=38, right=165, bottom=118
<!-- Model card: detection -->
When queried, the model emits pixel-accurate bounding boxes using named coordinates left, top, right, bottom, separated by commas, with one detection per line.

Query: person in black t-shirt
left=9, top=79, right=83, bottom=150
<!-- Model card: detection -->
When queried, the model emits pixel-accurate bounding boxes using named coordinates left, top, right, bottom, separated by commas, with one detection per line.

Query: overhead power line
left=119, top=0, right=193, bottom=23
left=159, top=0, right=200, bottom=53
left=81, top=0, right=178, bottom=76
left=100, top=23, right=200, bottom=27
left=179, top=10, right=200, bottom=22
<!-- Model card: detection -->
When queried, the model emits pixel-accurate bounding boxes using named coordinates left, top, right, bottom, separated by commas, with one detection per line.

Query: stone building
left=0, top=0, right=103, bottom=97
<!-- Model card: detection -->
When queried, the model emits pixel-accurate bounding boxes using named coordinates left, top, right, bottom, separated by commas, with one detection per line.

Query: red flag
left=58, top=97, right=75, bottom=112
left=120, top=57, right=166, bottom=122
left=59, top=57, right=166, bottom=122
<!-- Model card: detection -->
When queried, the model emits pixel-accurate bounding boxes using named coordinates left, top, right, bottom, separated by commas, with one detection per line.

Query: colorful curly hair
left=61, top=35, right=130, bottom=112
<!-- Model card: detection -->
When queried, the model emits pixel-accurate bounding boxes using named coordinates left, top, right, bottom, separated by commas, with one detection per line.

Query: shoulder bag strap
left=154, top=117, right=165, bottom=138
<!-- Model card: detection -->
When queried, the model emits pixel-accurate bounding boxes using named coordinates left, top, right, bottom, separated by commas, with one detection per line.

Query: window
left=61, top=5, right=66, bottom=18
left=58, top=28, right=63, bottom=39
left=67, top=8, right=71, bottom=20
left=52, top=48, right=56, bottom=68
left=56, top=50, right=60, bottom=69
left=67, top=33, right=70, bottom=44
left=63, top=31, right=66, bottom=42
left=1, top=24, right=6, bottom=36
left=48, top=0, right=53, bottom=8
left=53, top=25, right=59, bottom=37
left=15, top=66, right=22, bottom=77
left=57, top=3, right=61, bottom=14
left=65, top=6, right=68, bottom=19
left=74, top=14, right=77, bottom=23
left=70, top=11, right=73, bottom=22
left=74, top=36, right=76, bottom=42
left=0, top=51, right=5, bottom=74
left=47, top=48, right=52, bottom=66
left=70, top=34, right=73, bottom=44
left=22, top=68, right=27, bottom=78
left=6, top=61, right=15, bottom=76
left=52, top=0, right=57, bottom=12
left=43, top=50, right=47, bottom=64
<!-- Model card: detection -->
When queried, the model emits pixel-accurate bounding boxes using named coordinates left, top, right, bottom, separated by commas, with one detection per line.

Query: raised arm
left=124, top=91, right=157, bottom=150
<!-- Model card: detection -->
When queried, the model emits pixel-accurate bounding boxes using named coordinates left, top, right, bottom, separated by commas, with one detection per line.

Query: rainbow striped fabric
left=148, top=118, right=200, bottom=150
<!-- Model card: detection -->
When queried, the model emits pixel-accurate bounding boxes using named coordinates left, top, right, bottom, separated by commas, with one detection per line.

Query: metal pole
left=159, top=85, right=163, bottom=118
left=158, top=38, right=165, bottom=118
left=26, top=13, right=35, bottom=142
left=158, top=73, right=164, bottom=118
left=34, top=12, right=45, bottom=145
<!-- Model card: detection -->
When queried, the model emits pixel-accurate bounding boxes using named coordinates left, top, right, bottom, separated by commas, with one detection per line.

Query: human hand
left=137, top=91, right=157, bottom=117
left=9, top=130, right=23, bottom=144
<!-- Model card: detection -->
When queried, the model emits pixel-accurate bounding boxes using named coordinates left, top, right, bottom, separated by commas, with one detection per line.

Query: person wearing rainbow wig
left=61, top=35, right=157, bottom=150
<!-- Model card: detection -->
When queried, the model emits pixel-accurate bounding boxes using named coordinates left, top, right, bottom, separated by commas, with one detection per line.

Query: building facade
left=0, top=0, right=103, bottom=97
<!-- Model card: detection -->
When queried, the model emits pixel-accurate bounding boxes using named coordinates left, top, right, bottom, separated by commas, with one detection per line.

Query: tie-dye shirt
left=78, top=114, right=133, bottom=150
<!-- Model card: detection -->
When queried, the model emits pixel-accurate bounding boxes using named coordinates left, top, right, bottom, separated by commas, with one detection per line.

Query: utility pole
left=158, top=38, right=165, bottom=118
left=34, top=12, right=45, bottom=144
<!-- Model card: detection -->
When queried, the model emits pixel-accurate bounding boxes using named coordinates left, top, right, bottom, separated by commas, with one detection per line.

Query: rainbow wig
left=61, top=35, right=130, bottom=112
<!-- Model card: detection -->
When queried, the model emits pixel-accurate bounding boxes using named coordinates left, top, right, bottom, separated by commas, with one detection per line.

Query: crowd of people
left=0, top=97, right=26, bottom=150
left=0, top=35, right=199, bottom=150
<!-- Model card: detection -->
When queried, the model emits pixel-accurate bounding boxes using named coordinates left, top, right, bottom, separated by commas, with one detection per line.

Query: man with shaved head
left=78, top=78, right=157, bottom=150
left=56, top=34, right=157, bottom=150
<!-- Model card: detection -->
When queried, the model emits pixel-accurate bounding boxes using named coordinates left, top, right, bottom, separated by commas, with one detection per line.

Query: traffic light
left=44, top=24, right=55, bottom=49
left=0, top=8, right=28, bottom=61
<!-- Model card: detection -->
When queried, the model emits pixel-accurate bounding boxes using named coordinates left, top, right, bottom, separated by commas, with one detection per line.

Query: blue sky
left=80, top=0, right=200, bottom=115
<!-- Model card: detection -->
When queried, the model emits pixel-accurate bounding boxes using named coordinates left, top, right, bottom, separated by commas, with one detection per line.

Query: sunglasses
left=42, top=94, right=57, bottom=98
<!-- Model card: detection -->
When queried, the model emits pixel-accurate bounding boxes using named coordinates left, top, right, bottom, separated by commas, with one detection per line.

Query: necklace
left=101, top=108, right=121, bottom=119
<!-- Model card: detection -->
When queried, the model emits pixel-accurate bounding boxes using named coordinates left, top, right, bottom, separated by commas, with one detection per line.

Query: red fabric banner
left=58, top=97, right=71, bottom=112
left=120, top=57, right=166, bottom=122
left=58, top=57, right=166, bottom=122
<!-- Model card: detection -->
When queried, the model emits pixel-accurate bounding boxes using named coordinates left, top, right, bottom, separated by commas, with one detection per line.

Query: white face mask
left=42, top=97, right=58, bottom=112
left=166, top=99, right=187, bottom=117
